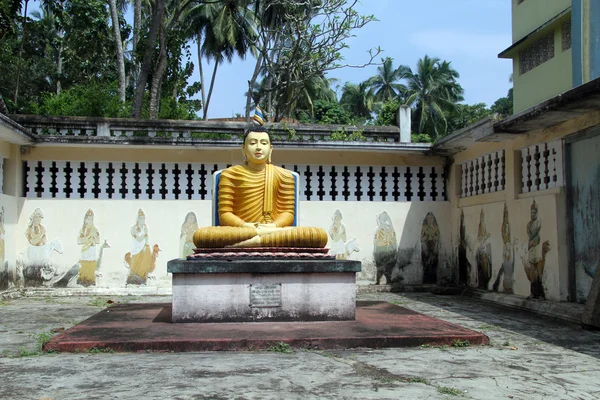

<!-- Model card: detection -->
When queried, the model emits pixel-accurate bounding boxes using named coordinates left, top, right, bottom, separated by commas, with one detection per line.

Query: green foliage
left=267, top=342, right=292, bottom=353
left=375, top=100, right=400, bottom=126
left=87, top=297, right=115, bottom=307
left=407, top=377, right=429, bottom=384
left=491, top=88, right=513, bottom=118
left=330, top=128, right=366, bottom=141
left=437, top=386, right=464, bottom=396
left=36, top=82, right=130, bottom=117
left=299, top=100, right=355, bottom=125
left=411, top=133, right=433, bottom=143
left=84, top=347, right=115, bottom=354
left=446, top=102, right=493, bottom=134
left=451, top=339, right=470, bottom=348
left=16, top=347, right=40, bottom=357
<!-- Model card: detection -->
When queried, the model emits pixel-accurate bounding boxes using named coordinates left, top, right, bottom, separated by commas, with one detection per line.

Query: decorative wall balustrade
left=23, top=161, right=447, bottom=202
left=520, top=140, right=564, bottom=193
left=10, top=115, right=401, bottom=143
left=460, top=150, right=506, bottom=198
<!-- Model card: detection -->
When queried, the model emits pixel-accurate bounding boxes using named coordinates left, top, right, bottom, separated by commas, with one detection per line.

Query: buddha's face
left=243, top=131, right=272, bottom=165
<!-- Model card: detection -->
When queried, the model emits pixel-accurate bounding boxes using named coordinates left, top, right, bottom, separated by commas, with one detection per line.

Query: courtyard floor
left=1, top=291, right=599, bottom=399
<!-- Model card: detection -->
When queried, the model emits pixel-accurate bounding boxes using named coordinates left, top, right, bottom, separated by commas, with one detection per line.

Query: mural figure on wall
left=76, top=209, right=100, bottom=287
left=476, top=208, right=492, bottom=289
left=0, top=207, right=6, bottom=290
left=458, top=210, right=472, bottom=286
left=524, top=200, right=550, bottom=299
left=179, top=212, right=198, bottom=258
left=420, top=212, right=440, bottom=284
left=124, top=209, right=160, bottom=285
left=20, top=208, right=63, bottom=286
left=493, top=204, right=515, bottom=293
left=373, top=211, right=398, bottom=285
left=328, top=210, right=359, bottom=260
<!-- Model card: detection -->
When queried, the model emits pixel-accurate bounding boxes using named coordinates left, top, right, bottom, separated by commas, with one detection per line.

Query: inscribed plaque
left=249, top=284, right=282, bottom=307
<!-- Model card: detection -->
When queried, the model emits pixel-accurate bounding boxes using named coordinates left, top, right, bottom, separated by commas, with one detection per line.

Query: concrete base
left=44, top=301, right=489, bottom=353
left=167, top=258, right=362, bottom=323
left=172, top=272, right=356, bottom=323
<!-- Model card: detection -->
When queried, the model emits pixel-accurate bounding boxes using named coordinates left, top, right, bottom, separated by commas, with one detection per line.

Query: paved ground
left=1, top=291, right=600, bottom=399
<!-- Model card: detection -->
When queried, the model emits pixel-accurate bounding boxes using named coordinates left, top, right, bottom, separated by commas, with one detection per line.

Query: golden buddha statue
left=193, top=127, right=328, bottom=249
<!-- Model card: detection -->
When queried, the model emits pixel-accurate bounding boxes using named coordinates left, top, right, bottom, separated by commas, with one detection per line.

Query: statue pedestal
left=167, top=258, right=361, bottom=323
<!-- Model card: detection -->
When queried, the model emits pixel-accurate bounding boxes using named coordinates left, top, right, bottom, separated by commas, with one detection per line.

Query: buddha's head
left=242, top=127, right=272, bottom=166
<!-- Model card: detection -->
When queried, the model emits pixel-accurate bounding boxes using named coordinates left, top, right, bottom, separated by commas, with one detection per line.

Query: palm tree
left=340, top=81, right=375, bottom=120
left=367, top=57, right=406, bottom=102
left=189, top=0, right=257, bottom=120
left=399, top=55, right=464, bottom=140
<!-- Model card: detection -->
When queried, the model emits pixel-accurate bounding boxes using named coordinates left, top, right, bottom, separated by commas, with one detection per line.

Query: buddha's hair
left=243, top=126, right=271, bottom=144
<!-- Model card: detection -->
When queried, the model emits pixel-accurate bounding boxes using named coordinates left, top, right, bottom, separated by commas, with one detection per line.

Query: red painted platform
left=44, top=301, right=489, bottom=352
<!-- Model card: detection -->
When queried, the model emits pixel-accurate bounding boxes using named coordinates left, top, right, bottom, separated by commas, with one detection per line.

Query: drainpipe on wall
left=398, top=105, right=411, bottom=143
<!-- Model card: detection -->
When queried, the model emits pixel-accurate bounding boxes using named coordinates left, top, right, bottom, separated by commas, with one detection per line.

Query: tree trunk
left=108, top=0, right=126, bottom=102
left=13, top=0, right=29, bottom=108
left=132, top=0, right=141, bottom=87
left=148, top=32, right=167, bottom=119
left=131, top=0, right=165, bottom=118
left=203, top=60, right=219, bottom=120
left=56, top=39, right=63, bottom=94
left=245, top=53, right=263, bottom=121
left=196, top=32, right=206, bottom=116
left=0, top=94, right=9, bottom=115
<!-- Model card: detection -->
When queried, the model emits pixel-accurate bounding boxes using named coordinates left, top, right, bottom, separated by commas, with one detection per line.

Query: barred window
left=562, top=21, right=572, bottom=51
left=519, top=32, right=555, bottom=75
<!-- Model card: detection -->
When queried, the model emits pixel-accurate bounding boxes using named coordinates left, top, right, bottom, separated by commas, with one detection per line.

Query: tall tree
left=399, top=55, right=464, bottom=140
left=367, top=57, right=405, bottom=102
left=190, top=0, right=257, bottom=120
left=131, top=0, right=165, bottom=118
left=246, top=0, right=379, bottom=121
left=108, top=0, right=126, bottom=102
left=340, top=81, right=374, bottom=120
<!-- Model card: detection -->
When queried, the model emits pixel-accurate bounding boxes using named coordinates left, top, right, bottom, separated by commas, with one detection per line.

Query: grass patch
left=437, top=386, right=463, bottom=396
left=266, top=342, right=292, bottom=353
left=407, top=377, right=429, bottom=384
left=15, top=347, right=40, bottom=357
left=87, top=298, right=115, bottom=307
left=503, top=340, right=511, bottom=347
left=478, top=324, right=501, bottom=331
left=30, top=331, right=56, bottom=352
left=452, top=339, right=470, bottom=348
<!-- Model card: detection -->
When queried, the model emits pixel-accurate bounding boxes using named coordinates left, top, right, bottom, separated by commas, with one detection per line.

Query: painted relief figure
left=374, top=211, right=397, bottom=285
left=328, top=210, right=358, bottom=260
left=180, top=212, right=198, bottom=258
left=458, top=210, right=472, bottom=286
left=125, top=209, right=160, bottom=285
left=420, top=212, right=440, bottom=284
left=0, top=207, right=6, bottom=290
left=493, top=204, right=514, bottom=293
left=76, top=209, right=100, bottom=287
left=476, top=208, right=492, bottom=289
left=21, top=208, right=63, bottom=286
left=525, top=200, right=550, bottom=299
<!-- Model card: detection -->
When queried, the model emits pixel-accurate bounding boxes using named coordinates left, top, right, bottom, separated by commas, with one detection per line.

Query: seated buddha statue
left=193, top=126, right=328, bottom=249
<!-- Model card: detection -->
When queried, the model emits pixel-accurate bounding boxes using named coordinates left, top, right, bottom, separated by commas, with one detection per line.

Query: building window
left=562, top=21, right=572, bottom=51
left=519, top=31, right=555, bottom=75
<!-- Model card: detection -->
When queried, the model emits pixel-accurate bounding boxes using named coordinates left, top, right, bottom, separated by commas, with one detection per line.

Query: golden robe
left=194, top=164, right=327, bottom=248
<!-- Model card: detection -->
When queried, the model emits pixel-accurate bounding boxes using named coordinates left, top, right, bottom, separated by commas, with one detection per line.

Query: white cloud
left=409, top=29, right=511, bottom=61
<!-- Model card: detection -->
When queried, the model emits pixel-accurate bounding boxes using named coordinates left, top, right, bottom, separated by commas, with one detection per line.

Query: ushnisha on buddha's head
left=242, top=126, right=272, bottom=168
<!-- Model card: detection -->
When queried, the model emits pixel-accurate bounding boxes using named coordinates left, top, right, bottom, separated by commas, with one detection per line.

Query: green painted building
left=499, top=0, right=600, bottom=113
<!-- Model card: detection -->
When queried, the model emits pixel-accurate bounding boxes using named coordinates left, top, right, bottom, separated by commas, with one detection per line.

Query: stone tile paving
left=0, top=292, right=599, bottom=399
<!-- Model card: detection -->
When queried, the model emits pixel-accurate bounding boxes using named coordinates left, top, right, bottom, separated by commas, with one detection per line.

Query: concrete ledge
left=466, top=289, right=584, bottom=324
left=167, top=258, right=361, bottom=274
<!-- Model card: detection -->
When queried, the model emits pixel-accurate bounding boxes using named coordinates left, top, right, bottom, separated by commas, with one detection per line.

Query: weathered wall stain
left=420, top=212, right=440, bottom=284
left=0, top=207, right=6, bottom=291
left=476, top=208, right=492, bottom=290
left=458, top=209, right=472, bottom=286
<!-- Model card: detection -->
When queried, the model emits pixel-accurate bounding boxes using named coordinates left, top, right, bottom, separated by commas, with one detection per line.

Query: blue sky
left=201, top=0, right=513, bottom=118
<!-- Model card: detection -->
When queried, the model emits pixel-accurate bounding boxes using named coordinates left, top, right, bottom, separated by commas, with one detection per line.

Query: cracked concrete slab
left=1, top=292, right=599, bottom=399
